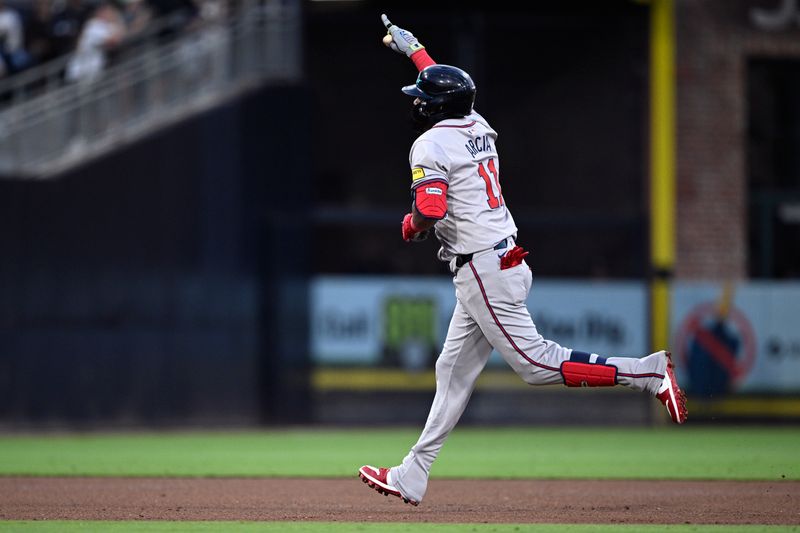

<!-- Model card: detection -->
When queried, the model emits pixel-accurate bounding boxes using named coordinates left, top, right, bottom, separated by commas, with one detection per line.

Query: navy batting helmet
left=402, top=64, right=476, bottom=130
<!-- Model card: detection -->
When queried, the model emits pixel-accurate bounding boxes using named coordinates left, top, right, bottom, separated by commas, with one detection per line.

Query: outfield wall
left=311, top=276, right=800, bottom=423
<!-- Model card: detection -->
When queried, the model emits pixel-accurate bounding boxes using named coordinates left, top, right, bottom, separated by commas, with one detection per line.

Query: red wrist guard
left=411, top=49, right=436, bottom=72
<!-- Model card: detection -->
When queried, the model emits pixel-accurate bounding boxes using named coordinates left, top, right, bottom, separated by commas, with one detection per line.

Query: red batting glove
left=401, top=213, right=427, bottom=242
left=500, top=246, right=530, bottom=270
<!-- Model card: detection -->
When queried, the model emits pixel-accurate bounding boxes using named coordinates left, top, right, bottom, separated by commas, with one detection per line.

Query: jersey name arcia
left=409, top=111, right=517, bottom=262
left=464, top=135, right=492, bottom=158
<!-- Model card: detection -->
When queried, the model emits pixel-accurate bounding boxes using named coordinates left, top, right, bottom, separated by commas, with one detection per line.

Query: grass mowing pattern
left=0, top=522, right=798, bottom=532
left=0, top=427, right=796, bottom=480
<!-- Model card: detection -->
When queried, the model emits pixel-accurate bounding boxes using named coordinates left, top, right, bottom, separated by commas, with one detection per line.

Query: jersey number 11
left=478, top=158, right=503, bottom=209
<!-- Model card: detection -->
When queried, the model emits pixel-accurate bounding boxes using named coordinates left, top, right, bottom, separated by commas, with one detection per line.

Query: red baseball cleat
left=656, top=351, right=688, bottom=424
left=358, top=465, right=419, bottom=506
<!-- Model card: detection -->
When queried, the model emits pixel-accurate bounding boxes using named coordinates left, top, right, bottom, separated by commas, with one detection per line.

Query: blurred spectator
left=177, top=0, right=227, bottom=81
left=120, top=0, right=153, bottom=38
left=25, top=0, right=56, bottom=65
left=198, top=0, right=226, bottom=22
left=50, top=0, right=90, bottom=59
left=65, top=1, right=125, bottom=83
left=0, top=0, right=30, bottom=77
left=0, top=0, right=212, bottom=85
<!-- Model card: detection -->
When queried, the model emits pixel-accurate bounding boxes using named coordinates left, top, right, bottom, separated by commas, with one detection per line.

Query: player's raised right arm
left=381, top=14, right=436, bottom=72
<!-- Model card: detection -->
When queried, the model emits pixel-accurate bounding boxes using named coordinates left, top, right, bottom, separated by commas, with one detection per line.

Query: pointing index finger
left=381, top=14, right=393, bottom=30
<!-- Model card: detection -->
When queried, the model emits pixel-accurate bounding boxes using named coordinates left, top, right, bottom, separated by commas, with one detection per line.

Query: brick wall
left=676, top=0, right=800, bottom=278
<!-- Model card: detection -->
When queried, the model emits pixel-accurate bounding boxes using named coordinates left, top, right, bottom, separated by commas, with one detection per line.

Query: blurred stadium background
left=0, top=0, right=799, bottom=431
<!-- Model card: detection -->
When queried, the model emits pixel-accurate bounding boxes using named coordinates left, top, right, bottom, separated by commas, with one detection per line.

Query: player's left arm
left=401, top=141, right=449, bottom=242
left=402, top=184, right=447, bottom=241
left=381, top=14, right=436, bottom=72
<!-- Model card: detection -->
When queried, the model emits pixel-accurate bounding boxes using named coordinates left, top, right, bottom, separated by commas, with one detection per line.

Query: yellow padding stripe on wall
left=313, top=369, right=628, bottom=393
left=688, top=398, right=800, bottom=417
left=314, top=369, right=434, bottom=391
left=314, top=370, right=800, bottom=417
left=313, top=368, right=530, bottom=391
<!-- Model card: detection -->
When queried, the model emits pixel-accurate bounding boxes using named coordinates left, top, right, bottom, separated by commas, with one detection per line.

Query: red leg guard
left=560, top=361, right=618, bottom=387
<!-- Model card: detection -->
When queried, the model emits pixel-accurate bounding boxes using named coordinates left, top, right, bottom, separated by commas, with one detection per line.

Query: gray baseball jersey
left=409, top=111, right=517, bottom=262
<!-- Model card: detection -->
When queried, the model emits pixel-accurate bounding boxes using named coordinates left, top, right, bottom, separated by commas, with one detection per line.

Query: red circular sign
left=673, top=302, right=757, bottom=385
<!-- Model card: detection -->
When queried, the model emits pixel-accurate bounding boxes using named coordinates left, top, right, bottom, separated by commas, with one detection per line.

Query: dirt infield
left=1, top=477, right=798, bottom=524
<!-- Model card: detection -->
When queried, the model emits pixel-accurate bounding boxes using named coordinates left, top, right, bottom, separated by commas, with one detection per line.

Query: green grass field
left=1, top=427, right=797, bottom=532
left=0, top=427, right=796, bottom=479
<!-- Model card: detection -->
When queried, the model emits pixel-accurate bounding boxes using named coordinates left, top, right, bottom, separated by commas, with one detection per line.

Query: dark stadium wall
left=0, top=86, right=312, bottom=427
left=307, top=1, right=649, bottom=278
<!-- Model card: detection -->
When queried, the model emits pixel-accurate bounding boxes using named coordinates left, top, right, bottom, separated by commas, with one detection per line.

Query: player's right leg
left=458, top=251, right=687, bottom=423
left=359, top=298, right=493, bottom=505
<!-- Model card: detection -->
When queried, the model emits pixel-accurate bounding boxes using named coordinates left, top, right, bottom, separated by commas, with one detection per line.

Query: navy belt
left=455, top=238, right=509, bottom=269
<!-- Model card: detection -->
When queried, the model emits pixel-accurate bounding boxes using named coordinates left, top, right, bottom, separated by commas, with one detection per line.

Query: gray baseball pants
left=389, top=246, right=668, bottom=503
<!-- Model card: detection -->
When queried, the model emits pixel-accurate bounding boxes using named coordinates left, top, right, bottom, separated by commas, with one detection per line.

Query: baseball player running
left=359, top=15, right=688, bottom=507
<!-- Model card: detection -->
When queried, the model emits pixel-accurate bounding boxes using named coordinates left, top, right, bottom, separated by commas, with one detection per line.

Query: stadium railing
left=0, top=0, right=301, bottom=178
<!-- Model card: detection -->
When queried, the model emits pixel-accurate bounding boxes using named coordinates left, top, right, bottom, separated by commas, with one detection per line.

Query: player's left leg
left=360, top=298, right=493, bottom=505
